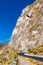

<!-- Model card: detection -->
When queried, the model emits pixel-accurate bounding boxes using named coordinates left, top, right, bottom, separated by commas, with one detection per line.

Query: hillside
left=0, top=44, right=17, bottom=65
left=28, top=44, right=43, bottom=56
left=0, top=0, right=43, bottom=65
left=10, top=0, right=43, bottom=51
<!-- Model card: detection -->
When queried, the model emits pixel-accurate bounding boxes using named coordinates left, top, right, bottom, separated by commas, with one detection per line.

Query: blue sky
left=0, top=0, right=35, bottom=43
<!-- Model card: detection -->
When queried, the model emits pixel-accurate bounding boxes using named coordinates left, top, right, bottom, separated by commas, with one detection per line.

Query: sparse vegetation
left=28, top=44, right=43, bottom=55
left=0, top=45, right=17, bottom=65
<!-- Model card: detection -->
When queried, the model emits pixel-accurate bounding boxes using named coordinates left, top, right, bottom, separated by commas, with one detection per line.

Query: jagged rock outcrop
left=10, top=0, right=43, bottom=51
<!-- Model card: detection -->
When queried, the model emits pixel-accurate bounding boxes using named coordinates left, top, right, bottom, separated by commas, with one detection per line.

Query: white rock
left=10, top=0, right=43, bottom=51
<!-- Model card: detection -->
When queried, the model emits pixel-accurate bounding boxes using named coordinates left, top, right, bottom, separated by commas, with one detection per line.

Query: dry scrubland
left=0, top=45, right=17, bottom=65
left=28, top=44, right=43, bottom=56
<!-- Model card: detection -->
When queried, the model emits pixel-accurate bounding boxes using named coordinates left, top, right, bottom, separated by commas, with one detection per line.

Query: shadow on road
left=18, top=53, right=43, bottom=62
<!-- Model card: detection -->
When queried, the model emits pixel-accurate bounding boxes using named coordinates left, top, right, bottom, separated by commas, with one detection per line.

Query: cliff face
left=10, top=0, right=43, bottom=50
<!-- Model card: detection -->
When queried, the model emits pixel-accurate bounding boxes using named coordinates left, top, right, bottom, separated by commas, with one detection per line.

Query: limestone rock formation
left=10, top=0, right=43, bottom=51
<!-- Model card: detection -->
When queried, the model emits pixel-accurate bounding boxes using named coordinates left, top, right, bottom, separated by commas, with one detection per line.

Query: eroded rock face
left=10, top=0, right=43, bottom=51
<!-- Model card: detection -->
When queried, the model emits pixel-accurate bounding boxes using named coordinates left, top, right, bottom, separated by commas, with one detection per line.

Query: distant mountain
left=10, top=0, right=43, bottom=51
left=0, top=42, right=8, bottom=46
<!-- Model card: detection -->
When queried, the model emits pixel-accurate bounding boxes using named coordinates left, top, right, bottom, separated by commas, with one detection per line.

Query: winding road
left=18, top=52, right=43, bottom=62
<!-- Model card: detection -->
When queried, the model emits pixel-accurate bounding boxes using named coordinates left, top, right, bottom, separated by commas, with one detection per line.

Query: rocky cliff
left=10, top=0, right=43, bottom=51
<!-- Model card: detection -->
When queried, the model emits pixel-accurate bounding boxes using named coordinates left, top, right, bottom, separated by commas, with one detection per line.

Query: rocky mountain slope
left=10, top=0, right=43, bottom=51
